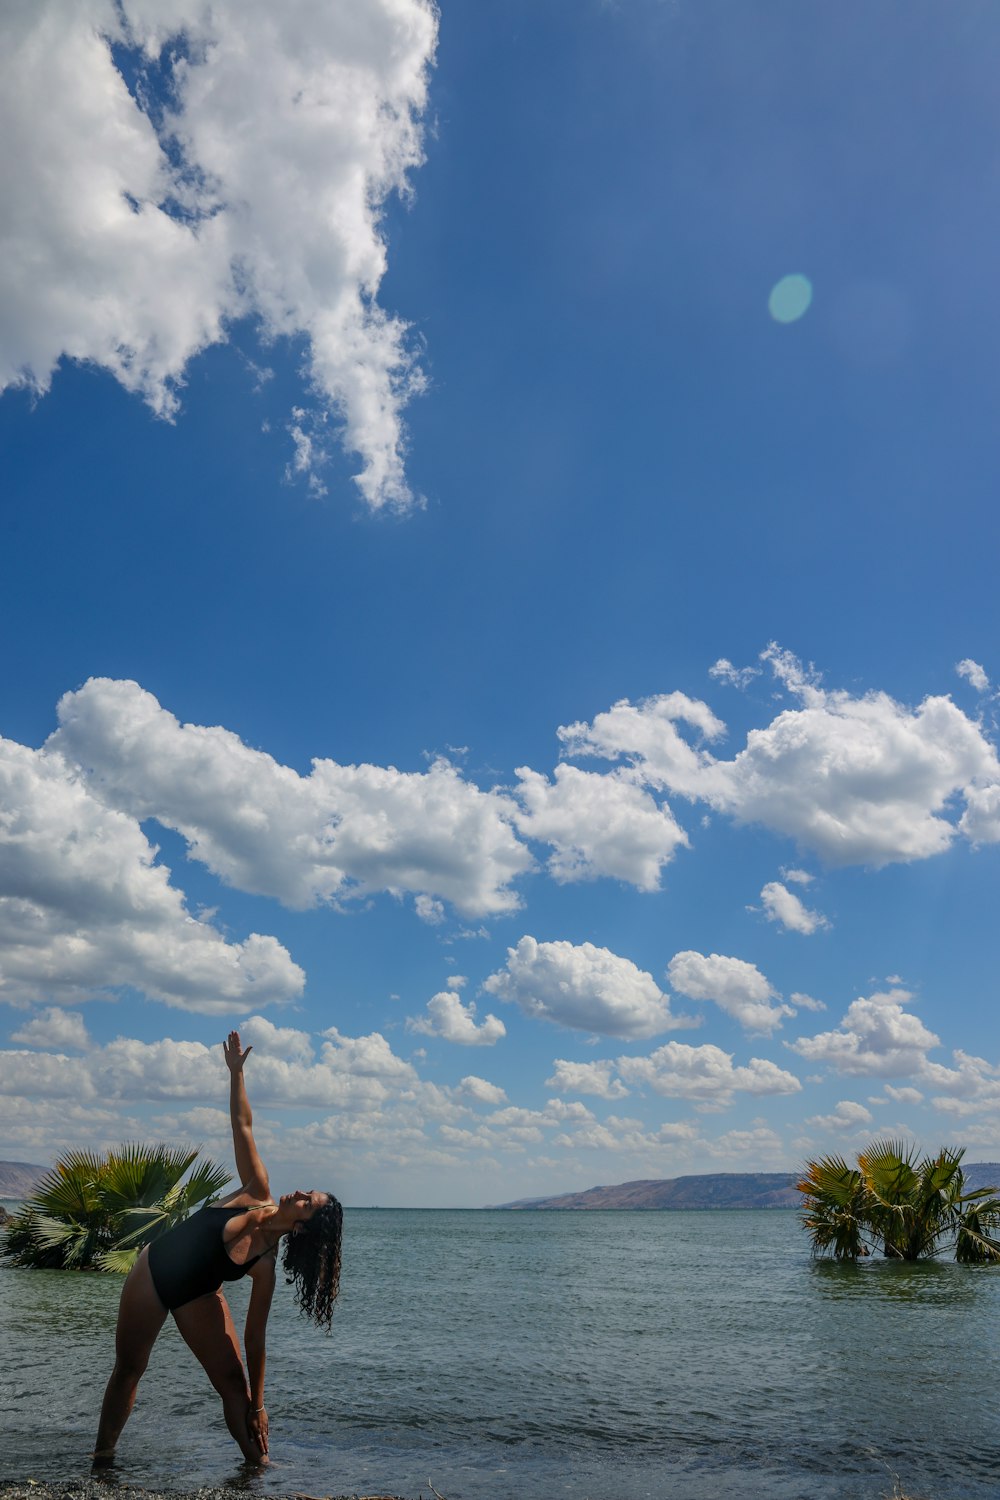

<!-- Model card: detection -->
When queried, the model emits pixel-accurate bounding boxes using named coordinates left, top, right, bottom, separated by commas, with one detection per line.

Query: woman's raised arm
left=223, top=1030, right=270, bottom=1199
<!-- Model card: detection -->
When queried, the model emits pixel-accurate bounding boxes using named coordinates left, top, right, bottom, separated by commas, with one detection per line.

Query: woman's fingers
left=223, top=1031, right=252, bottom=1069
left=247, top=1407, right=269, bottom=1456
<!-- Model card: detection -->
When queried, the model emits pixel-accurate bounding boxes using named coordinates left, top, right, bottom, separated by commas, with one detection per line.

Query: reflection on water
left=810, top=1254, right=984, bottom=1305
left=3, top=1209, right=1000, bottom=1500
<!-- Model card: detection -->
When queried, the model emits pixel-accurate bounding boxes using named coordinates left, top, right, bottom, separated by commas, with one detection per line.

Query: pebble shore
left=0, top=1486, right=417, bottom=1500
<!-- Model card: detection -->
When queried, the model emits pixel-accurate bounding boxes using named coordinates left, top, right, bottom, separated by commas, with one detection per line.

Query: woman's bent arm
left=223, top=1030, right=270, bottom=1199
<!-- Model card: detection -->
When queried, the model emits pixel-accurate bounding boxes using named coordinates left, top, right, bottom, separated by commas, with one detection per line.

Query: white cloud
left=0, top=1025, right=420, bottom=1121
left=788, top=989, right=940, bottom=1077
left=881, top=1084, right=924, bottom=1105
left=285, top=409, right=331, bottom=498
left=448, top=926, right=491, bottom=943
left=0, top=732, right=303, bottom=1012
left=436, top=1100, right=600, bottom=1156
left=553, top=1113, right=699, bottom=1156
left=457, top=1075, right=507, bottom=1105
left=558, top=692, right=727, bottom=799
left=484, top=935, right=694, bottom=1040
left=415, top=895, right=445, bottom=925
left=789, top=991, right=826, bottom=1013
left=708, top=658, right=760, bottom=690
left=545, top=1059, right=629, bottom=1101
left=407, top=991, right=506, bottom=1047
left=701, top=1122, right=785, bottom=1162
left=806, top=1099, right=873, bottom=1132
left=959, top=783, right=1000, bottom=844
left=88, top=1036, right=224, bottom=1102
left=152, top=1105, right=231, bottom=1140
left=51, top=678, right=531, bottom=918
left=759, top=880, right=830, bottom=935
left=715, top=685, right=997, bottom=865
left=514, top=765, right=689, bottom=891
left=320, top=1026, right=418, bottom=1081
left=10, top=1007, right=90, bottom=1050
left=238, top=1014, right=315, bottom=1065
left=560, top=647, right=1000, bottom=867
left=782, top=868, right=814, bottom=885
left=760, top=642, right=824, bottom=701
left=667, top=951, right=793, bottom=1034
left=917, top=1050, right=1000, bottom=1117
left=0, top=1050, right=96, bottom=1100
left=0, top=1093, right=146, bottom=1161
left=617, top=1041, right=801, bottom=1110
left=0, top=0, right=437, bottom=511
left=956, top=659, right=990, bottom=693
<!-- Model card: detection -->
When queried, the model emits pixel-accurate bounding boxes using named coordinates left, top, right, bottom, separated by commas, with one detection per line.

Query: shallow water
left=2, top=1208, right=999, bottom=1498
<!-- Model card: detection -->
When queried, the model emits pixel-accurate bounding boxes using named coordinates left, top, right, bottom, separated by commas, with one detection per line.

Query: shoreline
left=0, top=1486, right=419, bottom=1500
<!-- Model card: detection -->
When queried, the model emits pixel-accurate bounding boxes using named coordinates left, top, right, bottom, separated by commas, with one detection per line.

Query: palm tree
left=798, top=1140, right=1000, bottom=1262
left=2, top=1143, right=230, bottom=1274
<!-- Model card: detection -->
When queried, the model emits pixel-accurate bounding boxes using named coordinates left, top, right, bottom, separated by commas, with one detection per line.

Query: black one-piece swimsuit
left=147, top=1204, right=265, bottom=1311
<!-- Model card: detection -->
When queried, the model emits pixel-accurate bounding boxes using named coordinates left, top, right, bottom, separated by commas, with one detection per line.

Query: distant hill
left=960, top=1162, right=1000, bottom=1193
left=493, top=1173, right=802, bottom=1211
left=0, top=1160, right=46, bottom=1198
left=492, top=1163, right=1000, bottom=1212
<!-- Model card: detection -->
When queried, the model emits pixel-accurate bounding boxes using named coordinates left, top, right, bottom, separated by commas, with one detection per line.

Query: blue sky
left=1, top=0, right=999, bottom=1206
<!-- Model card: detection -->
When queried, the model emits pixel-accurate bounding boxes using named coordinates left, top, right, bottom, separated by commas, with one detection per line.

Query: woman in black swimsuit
left=93, top=1030, right=342, bottom=1466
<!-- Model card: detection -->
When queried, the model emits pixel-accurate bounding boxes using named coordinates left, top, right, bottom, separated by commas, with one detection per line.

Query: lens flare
left=768, top=274, right=813, bottom=324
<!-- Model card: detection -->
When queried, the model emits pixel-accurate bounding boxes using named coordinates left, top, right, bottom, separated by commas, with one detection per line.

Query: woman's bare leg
left=94, top=1247, right=168, bottom=1460
left=173, top=1290, right=264, bottom=1464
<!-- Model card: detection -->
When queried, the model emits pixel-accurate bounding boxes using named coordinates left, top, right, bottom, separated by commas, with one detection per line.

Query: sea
left=2, top=1205, right=999, bottom=1500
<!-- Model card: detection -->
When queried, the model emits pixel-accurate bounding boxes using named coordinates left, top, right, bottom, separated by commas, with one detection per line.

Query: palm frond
left=178, top=1158, right=231, bottom=1205
left=94, top=1247, right=140, bottom=1275
left=30, top=1213, right=100, bottom=1268
left=113, top=1206, right=172, bottom=1246
left=26, top=1156, right=104, bottom=1220
left=100, top=1143, right=200, bottom=1210
left=797, top=1154, right=862, bottom=1203
left=801, top=1140, right=999, bottom=1261
left=797, top=1154, right=873, bottom=1259
left=858, top=1139, right=920, bottom=1208
left=4, top=1141, right=234, bottom=1272
left=955, top=1223, right=1000, bottom=1264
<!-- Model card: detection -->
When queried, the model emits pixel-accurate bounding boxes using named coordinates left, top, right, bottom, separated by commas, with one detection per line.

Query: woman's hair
left=282, top=1193, right=343, bottom=1331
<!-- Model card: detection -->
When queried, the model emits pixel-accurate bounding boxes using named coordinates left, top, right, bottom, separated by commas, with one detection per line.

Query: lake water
left=3, top=1206, right=1000, bottom=1499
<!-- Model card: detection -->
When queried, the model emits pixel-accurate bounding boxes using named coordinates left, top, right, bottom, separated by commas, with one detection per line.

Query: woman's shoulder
left=215, top=1185, right=276, bottom=1211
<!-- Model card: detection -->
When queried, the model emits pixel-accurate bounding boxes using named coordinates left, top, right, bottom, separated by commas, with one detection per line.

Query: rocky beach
left=0, top=1486, right=417, bottom=1500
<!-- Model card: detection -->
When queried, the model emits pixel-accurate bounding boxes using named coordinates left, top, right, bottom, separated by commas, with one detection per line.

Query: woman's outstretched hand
left=247, top=1402, right=269, bottom=1459
left=223, top=1029, right=253, bottom=1074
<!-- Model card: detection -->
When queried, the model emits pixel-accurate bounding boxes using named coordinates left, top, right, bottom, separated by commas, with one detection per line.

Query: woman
left=94, top=1030, right=342, bottom=1466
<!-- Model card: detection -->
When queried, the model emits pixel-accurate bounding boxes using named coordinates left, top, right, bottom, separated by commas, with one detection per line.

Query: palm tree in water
left=2, top=1143, right=230, bottom=1273
left=798, top=1140, right=1000, bottom=1262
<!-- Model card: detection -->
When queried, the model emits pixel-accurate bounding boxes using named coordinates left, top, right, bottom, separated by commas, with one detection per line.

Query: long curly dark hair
left=281, top=1193, right=343, bottom=1331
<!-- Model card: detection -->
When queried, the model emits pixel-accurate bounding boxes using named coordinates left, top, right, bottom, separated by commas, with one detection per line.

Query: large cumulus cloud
left=0, top=0, right=437, bottom=510
left=514, top=764, right=689, bottom=890
left=51, top=677, right=531, bottom=917
left=561, top=644, right=1000, bottom=867
left=617, top=1041, right=802, bottom=1111
left=788, top=988, right=940, bottom=1077
left=0, top=733, right=303, bottom=1011
left=483, top=935, right=696, bottom=1040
